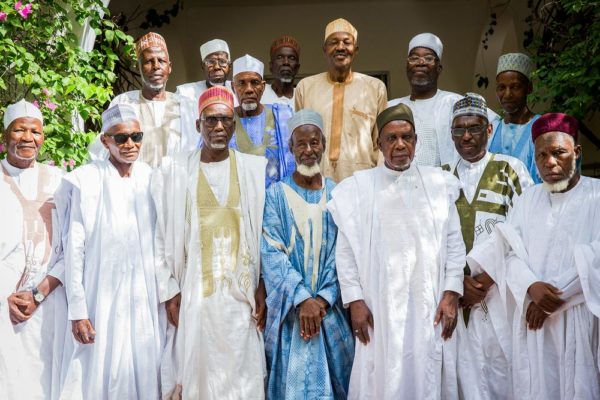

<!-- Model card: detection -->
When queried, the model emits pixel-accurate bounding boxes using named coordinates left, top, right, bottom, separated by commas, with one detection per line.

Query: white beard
left=208, top=80, right=225, bottom=86
left=279, top=78, right=293, bottom=83
left=11, top=147, right=37, bottom=161
left=210, top=143, right=227, bottom=150
left=241, top=102, right=258, bottom=111
left=541, top=158, right=577, bottom=193
left=296, top=163, right=321, bottom=177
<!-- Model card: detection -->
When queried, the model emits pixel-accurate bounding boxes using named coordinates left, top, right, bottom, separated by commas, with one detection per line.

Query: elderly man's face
left=377, top=120, right=417, bottom=171
left=451, top=115, right=491, bottom=163
left=270, top=46, right=300, bottom=83
left=495, top=71, right=531, bottom=114
left=233, top=72, right=265, bottom=111
left=535, top=131, right=581, bottom=189
left=202, top=51, right=231, bottom=86
left=197, top=103, right=235, bottom=150
left=101, top=120, right=143, bottom=164
left=323, top=32, right=357, bottom=71
left=406, top=47, right=441, bottom=89
left=140, top=47, right=171, bottom=91
left=4, top=117, right=44, bottom=167
left=291, top=124, right=324, bottom=167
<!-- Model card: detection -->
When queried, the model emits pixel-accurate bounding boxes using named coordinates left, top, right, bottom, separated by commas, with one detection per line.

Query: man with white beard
left=89, top=32, right=198, bottom=167
left=57, top=104, right=162, bottom=399
left=230, top=54, right=294, bottom=187
left=467, top=112, right=600, bottom=399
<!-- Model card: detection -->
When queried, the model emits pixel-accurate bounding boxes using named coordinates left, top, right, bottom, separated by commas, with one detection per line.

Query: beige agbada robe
left=295, top=71, right=387, bottom=182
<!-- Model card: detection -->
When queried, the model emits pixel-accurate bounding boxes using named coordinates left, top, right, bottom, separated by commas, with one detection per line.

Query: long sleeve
left=64, top=185, right=88, bottom=321
left=335, top=229, right=363, bottom=306
left=444, top=203, right=465, bottom=295
left=315, top=213, right=340, bottom=307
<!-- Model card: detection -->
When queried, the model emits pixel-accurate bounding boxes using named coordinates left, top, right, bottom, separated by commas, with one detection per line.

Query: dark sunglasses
left=105, top=131, right=144, bottom=145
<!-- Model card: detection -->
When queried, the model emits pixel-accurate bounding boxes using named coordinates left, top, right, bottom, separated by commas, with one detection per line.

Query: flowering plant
left=0, top=0, right=134, bottom=169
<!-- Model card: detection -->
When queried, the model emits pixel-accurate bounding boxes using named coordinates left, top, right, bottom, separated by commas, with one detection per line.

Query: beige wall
left=111, top=0, right=600, bottom=172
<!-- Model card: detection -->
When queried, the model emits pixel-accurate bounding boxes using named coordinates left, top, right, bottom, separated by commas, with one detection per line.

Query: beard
left=210, top=143, right=227, bottom=150
left=241, top=102, right=258, bottom=111
left=208, top=79, right=226, bottom=86
left=541, top=157, right=577, bottom=193
left=142, top=79, right=165, bottom=91
left=279, top=77, right=293, bottom=83
left=296, top=162, right=321, bottom=177
left=11, top=146, right=37, bottom=161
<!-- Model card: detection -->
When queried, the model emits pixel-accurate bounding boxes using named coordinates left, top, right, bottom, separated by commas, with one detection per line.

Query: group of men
left=1, top=16, right=598, bottom=400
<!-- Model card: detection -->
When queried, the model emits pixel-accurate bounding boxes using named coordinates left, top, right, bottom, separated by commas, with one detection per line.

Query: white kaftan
left=0, top=160, right=66, bottom=400
left=152, top=149, right=267, bottom=400
left=261, top=83, right=295, bottom=108
left=56, top=160, right=161, bottom=400
left=467, top=177, right=600, bottom=400
left=327, top=164, right=465, bottom=400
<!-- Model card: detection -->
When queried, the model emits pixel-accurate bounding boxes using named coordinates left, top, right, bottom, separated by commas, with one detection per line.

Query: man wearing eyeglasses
left=442, top=93, right=532, bottom=400
left=153, top=86, right=267, bottom=399
left=176, top=38, right=238, bottom=115
left=89, top=32, right=198, bottom=167
left=388, top=33, right=497, bottom=168
left=57, top=104, right=162, bottom=399
left=230, top=54, right=294, bottom=187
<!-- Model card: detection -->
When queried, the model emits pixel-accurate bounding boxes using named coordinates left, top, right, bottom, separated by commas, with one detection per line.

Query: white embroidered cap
left=497, top=53, right=534, bottom=79
left=200, top=39, right=230, bottom=60
left=288, top=109, right=324, bottom=135
left=408, top=33, right=443, bottom=60
left=232, top=54, right=264, bottom=78
left=3, top=99, right=44, bottom=129
left=101, top=104, right=139, bottom=133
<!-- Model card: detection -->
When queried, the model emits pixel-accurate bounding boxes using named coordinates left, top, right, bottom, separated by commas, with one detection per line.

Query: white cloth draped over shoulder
left=152, top=149, right=267, bottom=400
left=55, top=160, right=162, bottom=400
left=327, top=164, right=465, bottom=400
left=467, top=177, right=600, bottom=400
left=0, top=161, right=67, bottom=400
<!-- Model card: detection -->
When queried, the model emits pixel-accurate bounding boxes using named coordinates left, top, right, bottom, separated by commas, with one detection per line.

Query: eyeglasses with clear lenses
left=407, top=55, right=438, bottom=65
left=201, top=116, right=234, bottom=127
left=105, top=131, right=144, bottom=144
left=451, top=125, right=487, bottom=137
left=204, top=58, right=230, bottom=68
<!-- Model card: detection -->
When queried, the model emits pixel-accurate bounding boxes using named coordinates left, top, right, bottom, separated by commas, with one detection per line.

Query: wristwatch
left=32, top=287, right=45, bottom=305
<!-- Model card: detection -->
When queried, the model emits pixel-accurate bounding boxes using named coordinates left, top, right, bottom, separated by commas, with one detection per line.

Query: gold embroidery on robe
left=233, top=108, right=276, bottom=156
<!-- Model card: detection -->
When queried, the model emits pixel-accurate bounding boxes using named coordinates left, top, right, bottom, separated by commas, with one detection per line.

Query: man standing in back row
left=262, top=35, right=301, bottom=108
left=295, top=18, right=387, bottom=182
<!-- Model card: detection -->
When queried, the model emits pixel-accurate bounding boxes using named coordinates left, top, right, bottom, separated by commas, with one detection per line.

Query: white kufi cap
left=408, top=33, right=443, bottom=60
left=3, top=99, right=43, bottom=129
left=233, top=54, right=264, bottom=78
left=288, top=109, right=324, bottom=135
left=200, top=39, right=230, bottom=60
left=101, top=104, right=139, bottom=133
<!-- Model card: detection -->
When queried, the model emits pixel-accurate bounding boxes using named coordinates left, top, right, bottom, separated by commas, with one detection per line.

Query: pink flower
left=0, top=144, right=5, bottom=152
left=0, top=12, right=7, bottom=22
left=43, top=99, right=57, bottom=111
left=47, top=160, right=55, bottom=166
left=14, top=1, right=22, bottom=10
left=42, top=88, right=50, bottom=96
left=68, top=159, right=75, bottom=167
left=18, top=3, right=32, bottom=19
left=62, top=160, right=68, bottom=167
left=32, top=100, right=40, bottom=108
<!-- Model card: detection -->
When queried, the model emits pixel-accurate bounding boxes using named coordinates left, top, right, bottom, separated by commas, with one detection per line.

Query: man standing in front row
left=295, top=18, right=387, bottom=182
left=57, top=104, right=162, bottom=399
left=153, top=86, right=267, bottom=399
left=443, top=93, right=533, bottom=400
left=262, top=109, right=354, bottom=399
left=328, top=103, right=465, bottom=399
left=468, top=113, right=600, bottom=400
left=0, top=100, right=66, bottom=399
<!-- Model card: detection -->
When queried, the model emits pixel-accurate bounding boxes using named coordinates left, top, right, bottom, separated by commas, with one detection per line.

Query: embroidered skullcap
left=198, top=86, right=235, bottom=115
left=452, top=93, right=488, bottom=121
left=233, top=54, right=264, bottom=78
left=324, top=18, right=358, bottom=42
left=531, top=113, right=579, bottom=143
left=3, top=99, right=43, bottom=129
left=200, top=39, right=230, bottom=60
left=497, top=53, right=534, bottom=79
left=135, top=32, right=169, bottom=58
left=408, top=33, right=443, bottom=60
left=288, top=109, right=323, bottom=136
left=376, top=103, right=415, bottom=132
left=270, top=35, right=300, bottom=58
left=101, top=104, right=139, bottom=133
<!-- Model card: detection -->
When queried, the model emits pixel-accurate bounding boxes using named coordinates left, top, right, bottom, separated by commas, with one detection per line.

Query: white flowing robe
left=152, top=149, right=267, bottom=400
left=55, top=160, right=162, bottom=400
left=0, top=161, right=67, bottom=400
left=327, top=164, right=465, bottom=400
left=467, top=177, right=600, bottom=400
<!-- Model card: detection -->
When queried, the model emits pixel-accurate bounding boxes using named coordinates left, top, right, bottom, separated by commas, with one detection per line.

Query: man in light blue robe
left=261, top=109, right=354, bottom=399
left=230, top=54, right=294, bottom=187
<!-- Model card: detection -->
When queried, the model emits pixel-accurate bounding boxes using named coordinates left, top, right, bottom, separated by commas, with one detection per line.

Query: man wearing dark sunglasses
left=56, top=104, right=162, bottom=399
left=442, top=93, right=533, bottom=400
